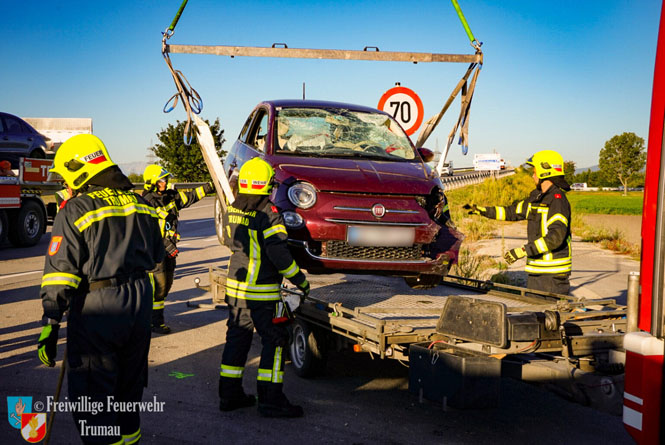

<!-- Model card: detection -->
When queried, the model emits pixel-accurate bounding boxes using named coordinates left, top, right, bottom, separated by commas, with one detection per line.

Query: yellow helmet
left=238, top=158, right=275, bottom=195
left=143, top=164, right=171, bottom=191
left=526, top=150, right=564, bottom=180
left=49, top=134, right=116, bottom=190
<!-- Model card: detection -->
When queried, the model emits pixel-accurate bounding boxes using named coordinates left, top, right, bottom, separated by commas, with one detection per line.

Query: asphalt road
left=0, top=197, right=633, bottom=444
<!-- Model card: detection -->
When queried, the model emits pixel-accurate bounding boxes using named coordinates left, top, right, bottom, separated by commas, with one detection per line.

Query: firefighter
left=219, top=157, right=310, bottom=417
left=464, top=149, right=572, bottom=295
left=37, top=134, right=164, bottom=444
left=142, top=164, right=213, bottom=334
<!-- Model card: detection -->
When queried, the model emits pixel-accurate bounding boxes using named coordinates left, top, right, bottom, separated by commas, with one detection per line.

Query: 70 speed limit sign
left=377, top=86, right=424, bottom=136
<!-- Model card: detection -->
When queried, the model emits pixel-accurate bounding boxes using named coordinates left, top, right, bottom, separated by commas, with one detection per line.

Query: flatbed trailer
left=294, top=274, right=625, bottom=361
left=202, top=268, right=628, bottom=413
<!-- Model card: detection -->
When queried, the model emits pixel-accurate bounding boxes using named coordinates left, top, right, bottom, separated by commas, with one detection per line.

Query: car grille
left=322, top=241, right=423, bottom=261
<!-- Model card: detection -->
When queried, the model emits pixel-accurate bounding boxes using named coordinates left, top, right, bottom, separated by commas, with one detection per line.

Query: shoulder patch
left=271, top=205, right=279, bottom=213
left=48, top=236, right=63, bottom=256
left=554, top=194, right=562, bottom=199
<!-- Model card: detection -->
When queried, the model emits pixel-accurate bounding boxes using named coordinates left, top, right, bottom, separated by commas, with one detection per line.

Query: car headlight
left=282, top=211, right=305, bottom=228
left=287, top=182, right=317, bottom=209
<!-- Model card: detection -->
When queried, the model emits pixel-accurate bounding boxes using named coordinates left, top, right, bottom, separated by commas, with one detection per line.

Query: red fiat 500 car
left=221, top=100, right=463, bottom=288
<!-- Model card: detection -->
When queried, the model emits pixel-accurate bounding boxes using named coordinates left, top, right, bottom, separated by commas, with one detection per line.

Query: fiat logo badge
left=371, top=203, right=386, bottom=218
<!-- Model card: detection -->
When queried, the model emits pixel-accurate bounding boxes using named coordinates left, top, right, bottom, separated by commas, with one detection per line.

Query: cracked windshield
left=275, top=108, right=416, bottom=161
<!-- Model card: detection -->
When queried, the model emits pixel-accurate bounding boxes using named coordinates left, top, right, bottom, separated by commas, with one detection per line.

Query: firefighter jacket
left=483, top=184, right=572, bottom=275
left=41, top=186, right=164, bottom=322
left=223, top=194, right=307, bottom=309
left=142, top=183, right=212, bottom=256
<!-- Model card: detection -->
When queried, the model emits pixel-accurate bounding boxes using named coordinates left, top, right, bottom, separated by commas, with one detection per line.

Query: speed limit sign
left=377, top=86, right=424, bottom=136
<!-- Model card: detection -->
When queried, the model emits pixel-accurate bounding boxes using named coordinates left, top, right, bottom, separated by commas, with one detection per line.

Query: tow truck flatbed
left=200, top=267, right=627, bottom=413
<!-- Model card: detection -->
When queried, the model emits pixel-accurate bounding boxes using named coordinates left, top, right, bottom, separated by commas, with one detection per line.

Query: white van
left=440, top=161, right=454, bottom=176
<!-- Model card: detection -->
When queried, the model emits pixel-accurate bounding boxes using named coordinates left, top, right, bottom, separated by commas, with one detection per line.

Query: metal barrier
left=440, top=169, right=515, bottom=191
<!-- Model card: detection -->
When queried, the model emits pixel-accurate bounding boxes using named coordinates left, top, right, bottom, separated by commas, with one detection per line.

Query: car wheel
left=404, top=274, right=442, bottom=289
left=0, top=210, right=8, bottom=245
left=28, top=149, right=46, bottom=159
left=289, top=319, right=327, bottom=378
left=8, top=200, right=45, bottom=247
left=214, top=196, right=225, bottom=245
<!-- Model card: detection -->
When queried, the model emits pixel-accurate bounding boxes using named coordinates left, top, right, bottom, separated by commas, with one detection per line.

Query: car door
left=238, top=107, right=270, bottom=168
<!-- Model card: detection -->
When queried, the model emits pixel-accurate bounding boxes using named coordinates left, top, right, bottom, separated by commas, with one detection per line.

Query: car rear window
left=275, top=107, right=416, bottom=161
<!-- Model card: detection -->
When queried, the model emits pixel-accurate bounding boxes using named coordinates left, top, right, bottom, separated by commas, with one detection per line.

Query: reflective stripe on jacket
left=484, top=185, right=572, bottom=275
left=223, top=195, right=307, bottom=308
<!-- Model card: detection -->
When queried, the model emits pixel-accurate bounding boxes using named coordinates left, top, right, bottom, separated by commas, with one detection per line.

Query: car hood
left=273, top=155, right=436, bottom=195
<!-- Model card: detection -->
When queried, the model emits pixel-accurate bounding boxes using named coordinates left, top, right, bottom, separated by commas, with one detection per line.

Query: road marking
left=0, top=270, right=42, bottom=280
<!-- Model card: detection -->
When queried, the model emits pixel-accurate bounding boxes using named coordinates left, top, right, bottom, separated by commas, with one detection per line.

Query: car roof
left=262, top=99, right=387, bottom=115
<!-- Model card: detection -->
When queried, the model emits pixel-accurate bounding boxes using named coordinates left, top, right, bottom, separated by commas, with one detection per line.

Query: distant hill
left=118, top=161, right=149, bottom=175
left=574, top=165, right=600, bottom=174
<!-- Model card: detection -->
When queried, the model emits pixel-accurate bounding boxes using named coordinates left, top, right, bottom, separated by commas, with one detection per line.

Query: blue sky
left=1, top=1, right=661, bottom=170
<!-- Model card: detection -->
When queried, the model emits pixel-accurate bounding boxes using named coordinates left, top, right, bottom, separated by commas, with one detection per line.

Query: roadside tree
left=598, top=132, right=646, bottom=196
left=150, top=119, right=226, bottom=182
left=564, top=160, right=576, bottom=184
left=127, top=173, right=143, bottom=184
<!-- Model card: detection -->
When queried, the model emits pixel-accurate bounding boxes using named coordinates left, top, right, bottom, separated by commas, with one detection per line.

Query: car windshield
left=274, top=107, right=416, bottom=161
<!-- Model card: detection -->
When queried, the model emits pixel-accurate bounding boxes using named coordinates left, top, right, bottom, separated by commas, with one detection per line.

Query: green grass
left=567, top=191, right=643, bottom=215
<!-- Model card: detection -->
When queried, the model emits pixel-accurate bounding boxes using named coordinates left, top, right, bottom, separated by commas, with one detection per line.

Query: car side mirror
left=417, top=147, right=435, bottom=163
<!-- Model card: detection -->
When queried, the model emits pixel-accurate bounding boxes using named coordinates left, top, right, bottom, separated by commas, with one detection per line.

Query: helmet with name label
left=49, top=135, right=116, bottom=190
left=237, top=158, right=275, bottom=195
left=526, top=150, right=565, bottom=180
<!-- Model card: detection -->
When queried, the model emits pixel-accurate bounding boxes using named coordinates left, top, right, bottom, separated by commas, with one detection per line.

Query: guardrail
left=440, top=169, right=515, bottom=191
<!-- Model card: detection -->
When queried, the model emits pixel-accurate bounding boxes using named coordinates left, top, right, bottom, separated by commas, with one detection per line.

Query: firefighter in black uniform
left=142, top=164, right=213, bottom=334
left=219, top=157, right=310, bottom=417
left=37, top=134, right=164, bottom=444
left=464, top=150, right=572, bottom=295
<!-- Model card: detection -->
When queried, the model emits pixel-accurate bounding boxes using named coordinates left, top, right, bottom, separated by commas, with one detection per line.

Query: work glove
left=504, top=247, right=527, bottom=265
left=37, top=324, right=60, bottom=367
left=203, top=182, right=215, bottom=195
left=296, top=279, right=310, bottom=301
left=463, top=203, right=487, bottom=216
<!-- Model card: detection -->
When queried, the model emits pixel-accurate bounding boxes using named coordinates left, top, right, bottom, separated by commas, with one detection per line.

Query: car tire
left=404, top=273, right=442, bottom=289
left=28, top=149, right=46, bottom=159
left=0, top=210, right=8, bottom=245
left=214, top=196, right=226, bottom=245
left=289, top=319, right=327, bottom=378
left=8, top=200, right=45, bottom=247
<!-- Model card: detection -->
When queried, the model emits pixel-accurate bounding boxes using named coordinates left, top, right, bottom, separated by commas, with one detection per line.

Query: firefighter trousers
left=527, top=273, right=571, bottom=296
left=220, top=304, right=289, bottom=396
left=151, top=255, right=176, bottom=325
left=66, top=275, right=153, bottom=444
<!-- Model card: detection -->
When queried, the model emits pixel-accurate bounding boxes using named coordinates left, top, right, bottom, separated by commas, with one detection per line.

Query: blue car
left=0, top=112, right=48, bottom=168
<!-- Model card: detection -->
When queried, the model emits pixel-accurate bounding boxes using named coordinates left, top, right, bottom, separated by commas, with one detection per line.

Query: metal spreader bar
left=165, top=44, right=482, bottom=64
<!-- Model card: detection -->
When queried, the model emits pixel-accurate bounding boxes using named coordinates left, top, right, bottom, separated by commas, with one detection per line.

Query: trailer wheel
left=289, top=319, right=327, bottom=378
left=214, top=196, right=226, bottom=245
left=404, top=273, right=442, bottom=289
left=8, top=200, right=45, bottom=247
left=0, top=210, right=8, bottom=245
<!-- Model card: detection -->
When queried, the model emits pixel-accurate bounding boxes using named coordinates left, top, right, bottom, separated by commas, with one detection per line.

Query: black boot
left=151, top=308, right=171, bottom=334
left=257, top=384, right=304, bottom=418
left=219, top=377, right=255, bottom=412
